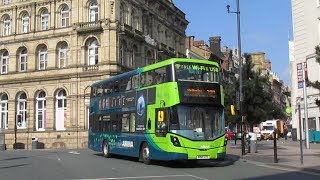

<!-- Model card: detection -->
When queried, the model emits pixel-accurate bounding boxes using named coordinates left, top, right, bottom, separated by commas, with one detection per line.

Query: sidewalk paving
left=226, top=139, right=320, bottom=174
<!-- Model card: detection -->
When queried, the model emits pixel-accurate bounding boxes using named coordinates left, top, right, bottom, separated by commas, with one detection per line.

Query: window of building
left=87, top=39, right=98, bottom=65
left=60, top=5, right=70, bottom=27
left=119, top=40, right=126, bottom=66
left=19, top=48, right=28, bottom=72
left=89, top=1, right=98, bottom=22
left=3, top=15, right=11, bottom=36
left=131, top=10, right=139, bottom=30
left=55, top=89, right=67, bottom=131
left=57, top=43, right=68, bottom=68
left=38, top=46, right=48, bottom=70
left=2, top=0, right=10, bottom=5
left=132, top=45, right=138, bottom=69
left=21, top=13, right=29, bottom=33
left=40, top=9, right=49, bottom=30
left=120, top=3, right=129, bottom=25
left=36, top=91, right=46, bottom=131
left=0, top=93, right=8, bottom=129
left=1, top=50, right=9, bottom=74
left=17, top=92, right=27, bottom=129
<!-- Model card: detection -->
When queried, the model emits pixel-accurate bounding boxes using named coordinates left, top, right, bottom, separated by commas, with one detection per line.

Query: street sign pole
left=302, top=63, right=309, bottom=149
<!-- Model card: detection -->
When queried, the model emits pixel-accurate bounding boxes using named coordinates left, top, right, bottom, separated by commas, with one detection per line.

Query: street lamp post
left=227, top=0, right=244, bottom=156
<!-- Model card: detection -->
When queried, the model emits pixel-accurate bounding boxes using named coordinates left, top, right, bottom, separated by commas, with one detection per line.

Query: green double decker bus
left=88, top=58, right=226, bottom=164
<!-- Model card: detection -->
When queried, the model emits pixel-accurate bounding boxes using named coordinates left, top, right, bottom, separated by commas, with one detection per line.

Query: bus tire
left=140, top=143, right=151, bottom=165
left=102, top=140, right=111, bottom=158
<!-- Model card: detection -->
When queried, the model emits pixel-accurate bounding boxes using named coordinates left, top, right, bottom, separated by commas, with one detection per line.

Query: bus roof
left=91, top=58, right=219, bottom=87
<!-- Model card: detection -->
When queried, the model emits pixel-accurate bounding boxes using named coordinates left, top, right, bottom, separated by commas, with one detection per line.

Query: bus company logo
left=98, top=98, right=110, bottom=110
left=137, top=95, right=145, bottom=116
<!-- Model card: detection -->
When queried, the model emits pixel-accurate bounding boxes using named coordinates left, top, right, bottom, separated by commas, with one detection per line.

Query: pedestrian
left=234, top=130, right=237, bottom=145
left=284, top=128, right=288, bottom=140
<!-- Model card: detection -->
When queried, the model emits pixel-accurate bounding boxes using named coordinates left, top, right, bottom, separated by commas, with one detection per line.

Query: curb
left=227, top=153, right=320, bottom=175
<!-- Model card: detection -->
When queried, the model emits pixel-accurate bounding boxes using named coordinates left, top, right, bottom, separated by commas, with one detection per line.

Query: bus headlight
left=170, top=136, right=181, bottom=147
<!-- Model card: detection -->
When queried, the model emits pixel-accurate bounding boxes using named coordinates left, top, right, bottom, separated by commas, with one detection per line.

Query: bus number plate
left=196, top=155, right=210, bottom=159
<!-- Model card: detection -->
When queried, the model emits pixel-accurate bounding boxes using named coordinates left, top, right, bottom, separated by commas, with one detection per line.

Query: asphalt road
left=0, top=149, right=319, bottom=180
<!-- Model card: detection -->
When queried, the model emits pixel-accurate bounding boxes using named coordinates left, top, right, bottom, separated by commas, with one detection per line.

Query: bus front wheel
left=140, top=143, right=151, bottom=165
left=102, top=141, right=111, bottom=158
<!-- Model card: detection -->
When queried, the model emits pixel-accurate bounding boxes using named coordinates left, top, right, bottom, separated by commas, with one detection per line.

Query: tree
left=242, top=54, right=285, bottom=128
left=307, top=46, right=320, bottom=106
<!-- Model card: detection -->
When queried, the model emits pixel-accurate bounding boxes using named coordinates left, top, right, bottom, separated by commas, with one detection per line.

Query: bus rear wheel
left=140, top=143, right=151, bottom=165
left=102, top=141, right=111, bottom=158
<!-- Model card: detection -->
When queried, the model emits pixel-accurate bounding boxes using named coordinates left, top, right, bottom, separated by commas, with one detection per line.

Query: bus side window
left=130, top=113, right=136, bottom=132
left=132, top=75, right=139, bottom=89
left=114, top=81, right=119, bottom=93
left=140, top=73, right=146, bottom=87
left=155, top=67, right=167, bottom=84
left=103, top=83, right=111, bottom=95
left=121, top=114, right=130, bottom=132
left=91, top=87, right=97, bottom=97
left=125, top=77, right=132, bottom=90
left=97, top=86, right=103, bottom=97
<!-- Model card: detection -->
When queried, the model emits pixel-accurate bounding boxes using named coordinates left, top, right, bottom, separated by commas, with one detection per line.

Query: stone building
left=291, top=0, right=320, bottom=139
left=0, top=0, right=187, bottom=149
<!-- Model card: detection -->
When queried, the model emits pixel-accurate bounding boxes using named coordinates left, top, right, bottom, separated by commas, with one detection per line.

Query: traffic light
left=231, top=105, right=236, bottom=116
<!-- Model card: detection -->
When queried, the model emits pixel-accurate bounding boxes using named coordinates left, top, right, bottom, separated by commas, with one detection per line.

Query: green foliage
left=307, top=46, right=320, bottom=106
left=223, top=54, right=286, bottom=126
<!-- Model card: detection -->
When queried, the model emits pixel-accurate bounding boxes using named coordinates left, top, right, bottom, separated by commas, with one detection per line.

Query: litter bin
left=31, top=137, right=38, bottom=149
left=250, top=133, right=257, bottom=153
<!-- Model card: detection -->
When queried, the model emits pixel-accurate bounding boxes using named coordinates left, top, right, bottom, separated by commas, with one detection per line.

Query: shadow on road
left=0, top=157, right=28, bottom=161
left=94, top=153, right=239, bottom=168
left=0, top=163, right=29, bottom=169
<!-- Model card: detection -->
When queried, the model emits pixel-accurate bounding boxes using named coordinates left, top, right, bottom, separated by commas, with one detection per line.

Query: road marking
left=242, top=159, right=320, bottom=177
left=68, top=151, right=80, bottom=155
left=75, top=174, right=207, bottom=180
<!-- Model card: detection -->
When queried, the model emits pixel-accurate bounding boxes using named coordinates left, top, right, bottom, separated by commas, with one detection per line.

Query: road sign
left=297, top=62, right=307, bottom=89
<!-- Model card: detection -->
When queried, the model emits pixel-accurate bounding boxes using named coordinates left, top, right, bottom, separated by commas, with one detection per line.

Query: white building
left=291, top=0, right=320, bottom=139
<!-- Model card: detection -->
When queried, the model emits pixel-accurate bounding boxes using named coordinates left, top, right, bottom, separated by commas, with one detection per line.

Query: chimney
left=209, top=36, right=221, bottom=55
left=185, top=36, right=194, bottom=49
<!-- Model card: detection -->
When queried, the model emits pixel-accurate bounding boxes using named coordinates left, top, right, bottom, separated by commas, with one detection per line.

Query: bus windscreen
left=174, top=62, right=219, bottom=83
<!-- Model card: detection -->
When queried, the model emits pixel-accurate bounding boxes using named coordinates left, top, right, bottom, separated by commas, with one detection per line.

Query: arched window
left=55, top=89, right=67, bottom=130
left=131, top=9, right=139, bottom=30
left=132, top=45, right=138, bottom=69
left=89, top=1, right=98, bottom=22
left=60, top=5, right=70, bottom=27
left=1, top=50, right=9, bottom=74
left=19, top=48, right=28, bottom=72
left=3, top=15, right=11, bottom=36
left=146, top=51, right=153, bottom=65
left=0, top=93, right=8, bottom=129
left=119, top=40, right=127, bottom=66
left=21, top=13, right=29, bottom=33
left=36, top=91, right=46, bottom=131
left=120, top=4, right=124, bottom=25
left=120, top=3, right=128, bottom=25
left=40, top=9, right=49, bottom=30
left=17, top=92, right=27, bottom=129
left=57, top=43, right=68, bottom=68
left=87, top=39, right=98, bottom=65
left=38, top=46, right=48, bottom=70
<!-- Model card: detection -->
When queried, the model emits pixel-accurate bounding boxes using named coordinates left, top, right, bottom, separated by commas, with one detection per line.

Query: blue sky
left=173, top=0, right=292, bottom=84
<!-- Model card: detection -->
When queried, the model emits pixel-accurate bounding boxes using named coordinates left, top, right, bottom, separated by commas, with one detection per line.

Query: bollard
left=250, top=133, right=257, bottom=153
left=273, top=131, right=278, bottom=163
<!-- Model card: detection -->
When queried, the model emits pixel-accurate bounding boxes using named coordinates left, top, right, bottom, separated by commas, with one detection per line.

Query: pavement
left=226, top=138, right=320, bottom=174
